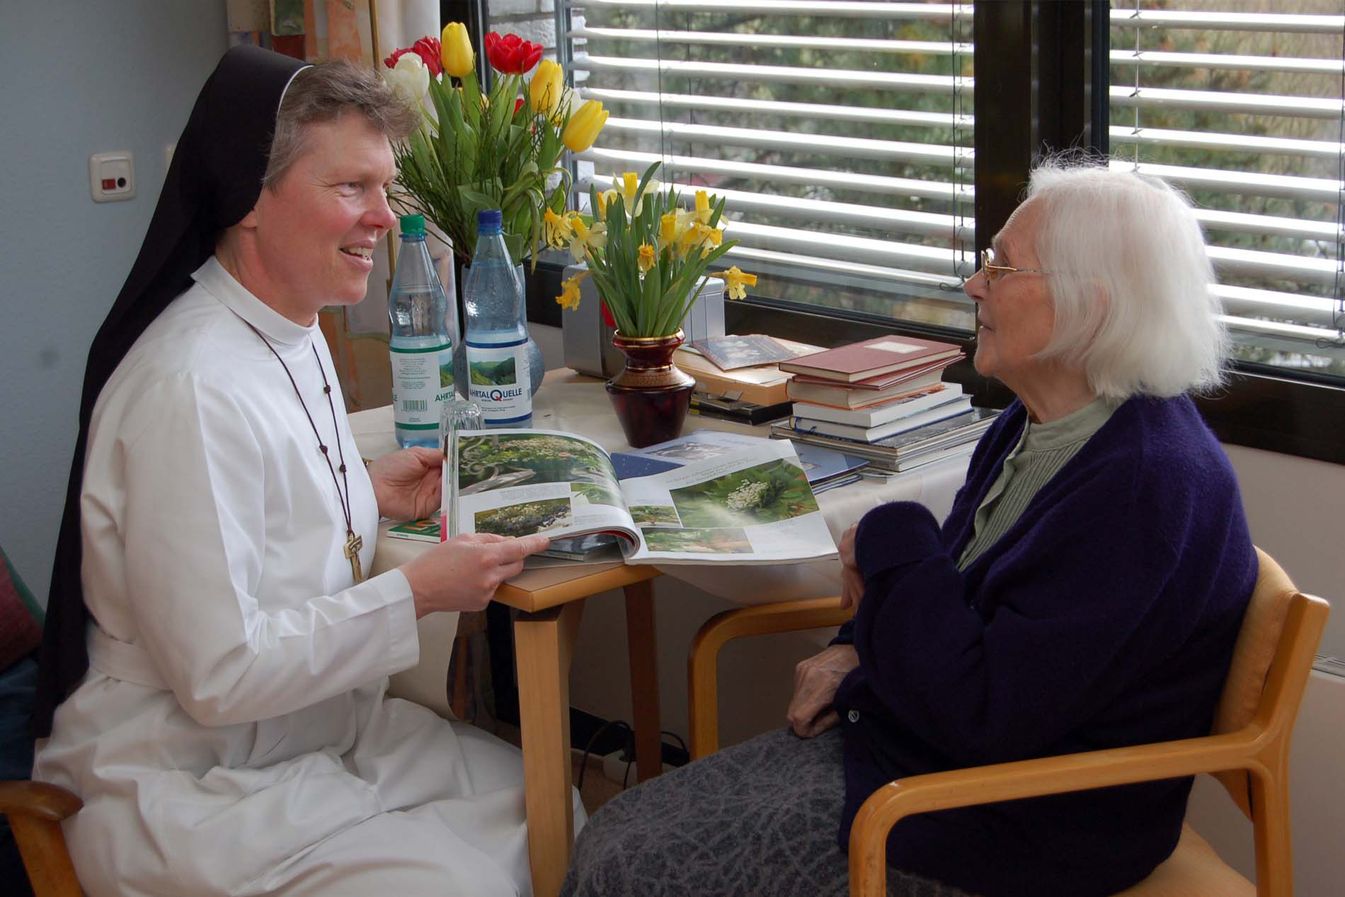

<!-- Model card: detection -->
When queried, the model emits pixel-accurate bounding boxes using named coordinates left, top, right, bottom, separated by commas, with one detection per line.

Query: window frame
left=461, top=0, right=1345, bottom=466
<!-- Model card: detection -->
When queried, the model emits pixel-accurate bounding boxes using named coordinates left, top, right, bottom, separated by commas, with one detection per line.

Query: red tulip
left=600, top=300, right=616, bottom=329
left=514, top=97, right=526, bottom=115
left=385, top=37, right=443, bottom=77
left=484, top=31, right=544, bottom=75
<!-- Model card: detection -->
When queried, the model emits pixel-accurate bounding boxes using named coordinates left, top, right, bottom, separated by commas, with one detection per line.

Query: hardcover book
left=791, top=396, right=974, bottom=442
left=690, top=334, right=818, bottom=371
left=786, top=360, right=957, bottom=407
left=791, top=383, right=965, bottom=428
left=780, top=336, right=962, bottom=383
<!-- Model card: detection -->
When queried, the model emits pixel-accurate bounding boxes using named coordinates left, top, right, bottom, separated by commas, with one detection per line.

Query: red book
left=780, top=336, right=963, bottom=383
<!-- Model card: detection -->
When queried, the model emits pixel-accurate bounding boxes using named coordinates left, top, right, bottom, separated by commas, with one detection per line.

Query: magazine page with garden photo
left=447, top=429, right=836, bottom=565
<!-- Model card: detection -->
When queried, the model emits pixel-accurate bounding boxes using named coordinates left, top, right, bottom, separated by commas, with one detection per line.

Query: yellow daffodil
left=595, top=189, right=616, bottom=221
left=721, top=266, right=758, bottom=300
left=529, top=59, right=563, bottom=115
left=561, top=99, right=608, bottom=152
left=638, top=243, right=657, bottom=273
left=659, top=212, right=679, bottom=246
left=440, top=22, right=475, bottom=79
left=543, top=208, right=573, bottom=248
left=556, top=275, right=584, bottom=311
left=566, top=216, right=607, bottom=261
left=694, top=190, right=711, bottom=225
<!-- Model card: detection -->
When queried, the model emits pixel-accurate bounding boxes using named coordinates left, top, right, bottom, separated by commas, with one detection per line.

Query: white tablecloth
left=350, top=368, right=970, bottom=606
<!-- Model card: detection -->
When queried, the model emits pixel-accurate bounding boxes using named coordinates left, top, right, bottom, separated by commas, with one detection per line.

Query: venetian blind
left=556, top=0, right=977, bottom=332
left=1110, top=1, right=1345, bottom=379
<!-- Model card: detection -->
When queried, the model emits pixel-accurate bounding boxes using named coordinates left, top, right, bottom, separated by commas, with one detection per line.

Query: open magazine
left=440, top=429, right=837, bottom=565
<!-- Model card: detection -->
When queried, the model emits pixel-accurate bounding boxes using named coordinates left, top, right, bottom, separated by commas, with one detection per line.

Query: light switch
left=90, top=151, right=136, bottom=203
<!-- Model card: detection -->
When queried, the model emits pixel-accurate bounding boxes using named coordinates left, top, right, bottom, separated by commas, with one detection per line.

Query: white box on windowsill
left=561, top=263, right=726, bottom=379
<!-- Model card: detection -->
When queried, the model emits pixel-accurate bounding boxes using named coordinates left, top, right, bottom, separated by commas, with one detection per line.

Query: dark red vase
left=606, top=330, right=696, bottom=448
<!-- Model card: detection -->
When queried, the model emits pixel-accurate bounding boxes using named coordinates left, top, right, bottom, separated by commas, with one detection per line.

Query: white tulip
left=384, top=53, right=430, bottom=106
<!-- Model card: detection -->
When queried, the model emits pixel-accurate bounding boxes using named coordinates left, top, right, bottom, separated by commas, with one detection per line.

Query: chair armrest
left=849, top=727, right=1267, bottom=897
left=0, top=780, right=82, bottom=823
left=688, top=597, right=853, bottom=758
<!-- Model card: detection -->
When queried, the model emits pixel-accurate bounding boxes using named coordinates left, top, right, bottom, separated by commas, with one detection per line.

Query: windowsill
left=525, top=258, right=1345, bottom=467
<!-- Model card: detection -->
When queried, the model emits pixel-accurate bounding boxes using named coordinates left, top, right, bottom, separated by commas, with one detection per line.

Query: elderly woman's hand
left=787, top=644, right=860, bottom=738
left=402, top=532, right=551, bottom=617
left=838, top=523, right=864, bottom=610
left=368, top=447, right=443, bottom=522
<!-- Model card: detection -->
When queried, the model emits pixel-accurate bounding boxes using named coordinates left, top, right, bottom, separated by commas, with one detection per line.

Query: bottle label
left=465, top=338, right=532, bottom=424
left=391, top=342, right=455, bottom=430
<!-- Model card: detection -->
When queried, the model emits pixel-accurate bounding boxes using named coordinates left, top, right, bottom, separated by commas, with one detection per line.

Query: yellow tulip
left=530, top=59, right=563, bottom=115
left=562, top=99, right=608, bottom=152
left=441, top=22, right=475, bottom=79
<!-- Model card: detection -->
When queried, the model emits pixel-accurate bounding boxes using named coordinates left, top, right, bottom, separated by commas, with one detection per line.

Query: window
left=1110, top=1, right=1345, bottom=381
left=549, top=0, right=977, bottom=337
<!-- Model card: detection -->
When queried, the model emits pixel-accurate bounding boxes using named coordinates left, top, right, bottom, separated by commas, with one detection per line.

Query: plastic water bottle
left=389, top=213, right=459, bottom=448
left=463, top=209, right=533, bottom=427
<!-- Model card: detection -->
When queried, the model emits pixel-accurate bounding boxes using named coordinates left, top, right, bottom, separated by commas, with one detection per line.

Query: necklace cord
left=242, top=320, right=355, bottom=537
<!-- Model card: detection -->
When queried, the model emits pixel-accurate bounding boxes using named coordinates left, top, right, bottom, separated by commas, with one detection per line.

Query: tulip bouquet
left=548, top=162, right=757, bottom=338
left=384, top=24, right=609, bottom=266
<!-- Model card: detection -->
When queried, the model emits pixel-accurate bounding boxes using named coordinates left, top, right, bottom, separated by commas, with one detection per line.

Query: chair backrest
left=1209, top=547, right=1327, bottom=818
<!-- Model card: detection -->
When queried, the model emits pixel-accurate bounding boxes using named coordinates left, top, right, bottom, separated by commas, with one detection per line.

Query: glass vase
left=606, top=330, right=696, bottom=448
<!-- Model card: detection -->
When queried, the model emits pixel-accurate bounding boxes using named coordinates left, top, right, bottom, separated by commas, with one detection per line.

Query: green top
left=957, top=396, right=1118, bottom=571
left=399, top=213, right=426, bottom=236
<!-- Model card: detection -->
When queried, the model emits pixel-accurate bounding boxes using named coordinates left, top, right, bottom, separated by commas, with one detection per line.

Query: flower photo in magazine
left=474, top=497, right=574, bottom=537
left=668, top=458, right=819, bottom=528
left=641, top=526, right=752, bottom=554
left=458, top=433, right=616, bottom=495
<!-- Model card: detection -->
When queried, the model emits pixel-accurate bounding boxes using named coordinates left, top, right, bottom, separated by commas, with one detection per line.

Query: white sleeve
left=116, top=374, right=419, bottom=726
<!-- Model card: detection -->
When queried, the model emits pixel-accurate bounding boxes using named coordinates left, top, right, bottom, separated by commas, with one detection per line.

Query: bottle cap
left=477, top=209, right=503, bottom=232
left=399, top=214, right=426, bottom=236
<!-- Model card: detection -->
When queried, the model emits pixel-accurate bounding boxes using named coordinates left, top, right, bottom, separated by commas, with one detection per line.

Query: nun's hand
left=368, top=447, right=443, bottom=521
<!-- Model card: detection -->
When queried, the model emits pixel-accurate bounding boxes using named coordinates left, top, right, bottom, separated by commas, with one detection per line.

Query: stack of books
left=781, top=336, right=969, bottom=440
left=771, top=335, right=998, bottom=473
left=675, top=334, right=822, bottom=424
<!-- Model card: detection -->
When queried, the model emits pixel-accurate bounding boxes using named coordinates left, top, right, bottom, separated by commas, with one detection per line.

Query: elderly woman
left=562, top=161, right=1254, bottom=897
left=32, top=47, right=557, bottom=896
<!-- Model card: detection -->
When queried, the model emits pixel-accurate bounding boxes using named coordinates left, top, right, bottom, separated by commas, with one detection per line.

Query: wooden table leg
left=514, top=600, right=585, bottom=897
left=624, top=579, right=663, bottom=782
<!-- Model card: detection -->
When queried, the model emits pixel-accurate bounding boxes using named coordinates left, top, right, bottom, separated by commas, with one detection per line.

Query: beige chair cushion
left=1114, top=823, right=1254, bottom=897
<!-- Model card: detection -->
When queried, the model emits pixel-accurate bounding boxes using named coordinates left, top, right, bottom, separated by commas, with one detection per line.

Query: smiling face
left=963, top=198, right=1058, bottom=391
left=231, top=112, right=397, bottom=324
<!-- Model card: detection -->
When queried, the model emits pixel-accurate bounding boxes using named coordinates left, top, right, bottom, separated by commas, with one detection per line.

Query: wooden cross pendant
left=344, top=532, right=364, bottom=584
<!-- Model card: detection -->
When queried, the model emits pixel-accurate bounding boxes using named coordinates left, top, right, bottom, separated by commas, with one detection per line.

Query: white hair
left=1026, top=159, right=1227, bottom=400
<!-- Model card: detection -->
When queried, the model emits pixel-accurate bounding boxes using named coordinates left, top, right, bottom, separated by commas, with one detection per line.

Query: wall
left=0, top=0, right=228, bottom=601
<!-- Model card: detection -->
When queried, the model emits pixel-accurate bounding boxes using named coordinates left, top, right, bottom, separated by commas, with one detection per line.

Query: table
left=350, top=368, right=970, bottom=897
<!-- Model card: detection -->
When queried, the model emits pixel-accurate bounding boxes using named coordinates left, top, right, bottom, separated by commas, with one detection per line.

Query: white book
left=792, top=396, right=974, bottom=443
left=792, top=384, right=965, bottom=427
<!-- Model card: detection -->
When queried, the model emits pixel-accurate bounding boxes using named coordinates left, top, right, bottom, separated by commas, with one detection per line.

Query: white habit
left=34, top=258, right=576, bottom=896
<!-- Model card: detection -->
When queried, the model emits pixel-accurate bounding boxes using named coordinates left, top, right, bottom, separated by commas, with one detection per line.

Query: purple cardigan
left=832, top=394, right=1255, bottom=897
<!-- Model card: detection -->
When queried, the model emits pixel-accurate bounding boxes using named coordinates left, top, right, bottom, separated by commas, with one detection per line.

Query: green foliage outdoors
left=668, top=459, right=819, bottom=528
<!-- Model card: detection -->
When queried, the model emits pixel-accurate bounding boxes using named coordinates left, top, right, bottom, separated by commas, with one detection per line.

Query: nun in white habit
left=32, top=45, right=569, bottom=896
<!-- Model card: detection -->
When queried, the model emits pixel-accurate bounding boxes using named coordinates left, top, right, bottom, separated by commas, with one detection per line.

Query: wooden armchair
left=0, top=779, right=82, bottom=897
left=687, top=548, right=1329, bottom=897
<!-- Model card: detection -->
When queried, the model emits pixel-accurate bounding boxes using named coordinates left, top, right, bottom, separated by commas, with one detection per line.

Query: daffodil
left=659, top=212, right=679, bottom=247
left=567, top=216, right=607, bottom=262
left=556, top=274, right=585, bottom=311
left=595, top=189, right=616, bottom=221
left=720, top=266, right=758, bottom=300
left=638, top=243, right=657, bottom=273
left=543, top=208, right=574, bottom=249
left=694, top=190, right=712, bottom=225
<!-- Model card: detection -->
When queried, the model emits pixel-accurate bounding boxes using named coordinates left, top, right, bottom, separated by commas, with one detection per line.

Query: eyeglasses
left=979, top=248, right=1050, bottom=283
